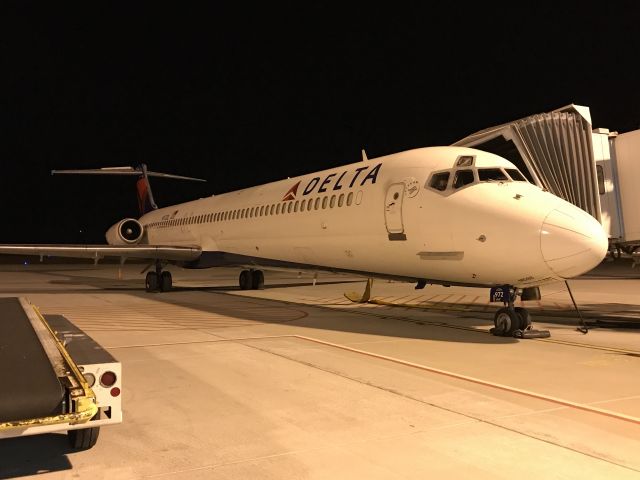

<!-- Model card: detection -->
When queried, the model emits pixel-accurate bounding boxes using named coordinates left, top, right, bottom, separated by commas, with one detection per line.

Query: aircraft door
left=385, top=183, right=406, bottom=240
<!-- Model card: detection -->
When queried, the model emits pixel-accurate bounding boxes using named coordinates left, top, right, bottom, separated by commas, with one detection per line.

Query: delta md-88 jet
left=0, top=146, right=607, bottom=337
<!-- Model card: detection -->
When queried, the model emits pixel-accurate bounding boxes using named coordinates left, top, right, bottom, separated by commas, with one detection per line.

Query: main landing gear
left=239, top=269, right=264, bottom=290
left=145, top=260, right=172, bottom=292
left=490, top=286, right=549, bottom=339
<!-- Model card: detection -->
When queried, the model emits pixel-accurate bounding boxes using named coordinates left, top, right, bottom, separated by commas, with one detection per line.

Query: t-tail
left=52, top=164, right=206, bottom=216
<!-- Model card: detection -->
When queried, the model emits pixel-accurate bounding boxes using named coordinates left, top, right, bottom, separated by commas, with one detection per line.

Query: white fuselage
left=129, top=146, right=607, bottom=288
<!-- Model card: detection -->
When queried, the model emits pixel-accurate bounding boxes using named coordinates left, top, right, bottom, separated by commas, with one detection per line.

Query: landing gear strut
left=239, top=269, right=264, bottom=290
left=145, top=260, right=172, bottom=292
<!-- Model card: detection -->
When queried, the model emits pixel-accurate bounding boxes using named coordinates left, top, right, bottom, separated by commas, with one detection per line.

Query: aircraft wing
left=0, top=245, right=202, bottom=262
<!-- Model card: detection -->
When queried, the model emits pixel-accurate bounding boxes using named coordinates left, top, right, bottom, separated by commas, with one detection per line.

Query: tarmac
left=0, top=258, right=639, bottom=479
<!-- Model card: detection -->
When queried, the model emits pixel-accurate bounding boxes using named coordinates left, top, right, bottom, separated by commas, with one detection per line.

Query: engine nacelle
left=105, top=218, right=144, bottom=245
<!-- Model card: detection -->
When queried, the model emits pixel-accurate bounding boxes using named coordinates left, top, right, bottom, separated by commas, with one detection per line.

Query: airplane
left=0, top=146, right=608, bottom=337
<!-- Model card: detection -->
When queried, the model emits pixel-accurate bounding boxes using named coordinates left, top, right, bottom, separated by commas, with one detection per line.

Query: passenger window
left=288, top=202, right=293, bottom=213
left=330, top=195, right=336, bottom=208
left=347, top=192, right=353, bottom=206
left=294, top=200, right=299, bottom=212
left=300, top=199, right=306, bottom=211
left=356, top=191, right=363, bottom=205
left=596, top=165, right=605, bottom=195
left=308, top=199, right=313, bottom=211
left=270, top=204, right=275, bottom=215
left=453, top=170, right=474, bottom=189
left=322, top=197, right=328, bottom=209
left=314, top=198, right=320, bottom=210
left=478, top=168, right=508, bottom=182
left=429, top=172, right=450, bottom=191
left=506, top=168, right=527, bottom=182
left=338, top=193, right=344, bottom=207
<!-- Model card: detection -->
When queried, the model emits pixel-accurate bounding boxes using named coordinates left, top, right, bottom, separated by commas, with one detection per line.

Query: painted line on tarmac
left=129, top=330, right=640, bottom=426
left=288, top=334, right=640, bottom=426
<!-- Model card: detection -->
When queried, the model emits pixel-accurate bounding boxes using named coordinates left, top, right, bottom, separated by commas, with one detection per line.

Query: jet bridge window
left=596, top=165, right=605, bottom=195
left=453, top=170, right=474, bottom=189
left=429, top=172, right=450, bottom=191
left=478, top=168, right=508, bottom=182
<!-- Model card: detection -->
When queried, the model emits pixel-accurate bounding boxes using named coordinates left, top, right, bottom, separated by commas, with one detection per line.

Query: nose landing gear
left=490, top=286, right=549, bottom=339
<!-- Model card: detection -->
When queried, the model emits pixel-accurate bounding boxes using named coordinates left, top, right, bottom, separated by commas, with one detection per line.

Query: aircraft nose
left=540, top=206, right=608, bottom=278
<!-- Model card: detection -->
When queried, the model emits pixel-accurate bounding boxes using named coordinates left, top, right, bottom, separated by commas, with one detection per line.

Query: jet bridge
left=453, top=104, right=640, bottom=260
left=453, top=105, right=601, bottom=222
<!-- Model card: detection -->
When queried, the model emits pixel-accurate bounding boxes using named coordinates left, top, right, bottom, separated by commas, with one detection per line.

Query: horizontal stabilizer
left=51, top=167, right=206, bottom=182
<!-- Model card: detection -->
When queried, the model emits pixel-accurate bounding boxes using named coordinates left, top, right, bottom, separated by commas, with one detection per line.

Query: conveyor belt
left=0, top=298, right=64, bottom=422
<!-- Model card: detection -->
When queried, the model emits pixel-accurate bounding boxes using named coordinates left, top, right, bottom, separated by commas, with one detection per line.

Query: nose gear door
left=385, top=183, right=406, bottom=240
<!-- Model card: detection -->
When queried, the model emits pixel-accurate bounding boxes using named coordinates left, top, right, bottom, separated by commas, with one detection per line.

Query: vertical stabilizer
left=136, top=164, right=158, bottom=215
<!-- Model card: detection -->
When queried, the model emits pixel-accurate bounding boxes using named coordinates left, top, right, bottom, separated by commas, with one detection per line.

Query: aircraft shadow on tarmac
left=0, top=434, right=73, bottom=479
left=0, top=270, right=522, bottom=344
left=3, top=270, right=639, bottom=345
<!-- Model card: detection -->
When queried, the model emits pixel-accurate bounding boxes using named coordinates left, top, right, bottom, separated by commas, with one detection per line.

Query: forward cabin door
left=384, top=183, right=406, bottom=240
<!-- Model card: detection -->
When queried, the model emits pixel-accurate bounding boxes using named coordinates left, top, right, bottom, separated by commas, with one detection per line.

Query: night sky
left=2, top=3, right=639, bottom=243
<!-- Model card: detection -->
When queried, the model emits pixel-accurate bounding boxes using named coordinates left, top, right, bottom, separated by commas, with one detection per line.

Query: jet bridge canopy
left=453, top=105, right=601, bottom=222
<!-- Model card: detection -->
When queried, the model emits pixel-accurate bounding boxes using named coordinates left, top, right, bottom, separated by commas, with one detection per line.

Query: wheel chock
left=513, top=329, right=550, bottom=339
left=489, top=328, right=551, bottom=339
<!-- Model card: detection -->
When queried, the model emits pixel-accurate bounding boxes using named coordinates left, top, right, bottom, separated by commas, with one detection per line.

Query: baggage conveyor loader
left=0, top=297, right=122, bottom=449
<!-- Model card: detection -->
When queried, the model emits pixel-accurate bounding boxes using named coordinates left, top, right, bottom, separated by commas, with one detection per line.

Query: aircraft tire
left=239, top=270, right=251, bottom=290
left=493, top=307, right=519, bottom=336
left=515, top=307, right=531, bottom=330
left=160, top=271, right=172, bottom=292
left=145, top=272, right=159, bottom=292
left=251, top=270, right=264, bottom=290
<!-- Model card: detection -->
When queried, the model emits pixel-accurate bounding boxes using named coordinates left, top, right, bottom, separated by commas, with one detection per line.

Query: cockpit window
left=478, top=168, right=508, bottom=182
left=453, top=169, right=475, bottom=189
left=506, top=168, right=527, bottom=182
left=429, top=172, right=450, bottom=191
left=456, top=155, right=474, bottom=167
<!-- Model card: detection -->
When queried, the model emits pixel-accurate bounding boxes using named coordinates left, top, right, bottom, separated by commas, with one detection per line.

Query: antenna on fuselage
left=361, top=149, right=368, bottom=161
